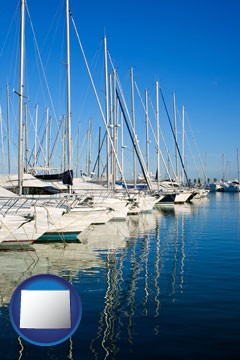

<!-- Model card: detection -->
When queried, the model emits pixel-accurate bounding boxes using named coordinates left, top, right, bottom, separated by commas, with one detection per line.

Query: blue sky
left=0, top=0, right=240, bottom=181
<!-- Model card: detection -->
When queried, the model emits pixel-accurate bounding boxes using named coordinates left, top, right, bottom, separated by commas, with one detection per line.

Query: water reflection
left=154, top=220, right=160, bottom=335
left=180, top=215, right=185, bottom=294
left=0, top=202, right=210, bottom=359
left=89, top=209, right=190, bottom=359
left=17, top=337, right=24, bottom=360
left=68, top=337, right=73, bottom=360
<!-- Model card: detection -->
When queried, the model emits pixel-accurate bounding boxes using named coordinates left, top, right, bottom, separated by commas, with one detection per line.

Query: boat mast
left=45, top=107, right=49, bottom=173
left=48, top=116, right=52, bottom=172
left=97, top=126, right=101, bottom=178
left=156, top=81, right=160, bottom=187
left=0, top=107, right=4, bottom=174
left=62, top=115, right=66, bottom=172
left=109, top=72, right=113, bottom=179
left=181, top=105, right=185, bottom=184
left=18, top=0, right=25, bottom=195
left=145, top=89, right=149, bottom=173
left=76, top=122, right=80, bottom=177
left=237, top=148, right=239, bottom=183
left=103, top=35, right=110, bottom=187
left=222, top=153, right=224, bottom=181
left=6, top=84, right=11, bottom=174
left=130, top=67, right=137, bottom=188
left=112, top=69, right=117, bottom=189
left=172, top=93, right=178, bottom=180
left=66, top=0, right=72, bottom=189
left=120, top=112, right=125, bottom=176
left=24, top=102, right=28, bottom=173
left=34, top=104, right=38, bottom=172
left=86, top=118, right=92, bottom=177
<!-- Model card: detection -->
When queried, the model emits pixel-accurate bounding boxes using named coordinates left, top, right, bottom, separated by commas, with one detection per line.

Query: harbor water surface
left=0, top=193, right=240, bottom=359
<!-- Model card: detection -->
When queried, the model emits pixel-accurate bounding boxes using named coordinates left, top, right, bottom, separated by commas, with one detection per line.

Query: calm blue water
left=0, top=193, right=240, bottom=359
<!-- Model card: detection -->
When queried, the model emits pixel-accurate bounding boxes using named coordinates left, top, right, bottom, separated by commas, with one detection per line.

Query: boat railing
left=0, top=196, right=33, bottom=216
left=0, top=195, right=74, bottom=215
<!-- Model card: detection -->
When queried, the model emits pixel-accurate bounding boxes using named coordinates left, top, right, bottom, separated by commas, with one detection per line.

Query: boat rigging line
left=134, top=81, right=176, bottom=182
left=70, top=12, right=129, bottom=194
left=116, top=90, right=152, bottom=190
left=108, top=52, right=153, bottom=191
left=160, top=88, right=190, bottom=185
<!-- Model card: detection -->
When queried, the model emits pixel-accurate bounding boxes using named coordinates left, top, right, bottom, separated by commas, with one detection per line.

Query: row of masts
left=101, top=46, right=188, bottom=188
left=2, top=0, right=206, bottom=194
left=18, top=0, right=25, bottom=195
left=3, top=1, right=240, bottom=191
left=0, top=85, right=11, bottom=174
left=17, top=0, right=72, bottom=194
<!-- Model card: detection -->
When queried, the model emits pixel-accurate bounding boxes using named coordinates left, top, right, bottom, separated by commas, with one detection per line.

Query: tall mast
left=18, top=0, right=25, bottom=195
left=0, top=107, right=4, bottom=174
left=76, top=123, right=80, bottom=177
left=48, top=116, right=52, bottom=171
left=172, top=93, right=178, bottom=179
left=66, top=0, right=72, bottom=187
left=34, top=104, right=38, bottom=172
left=112, top=69, right=117, bottom=189
left=45, top=107, right=49, bottom=173
left=89, top=119, right=92, bottom=177
left=120, top=112, right=125, bottom=176
left=237, top=148, right=239, bottom=183
left=156, top=81, right=160, bottom=186
left=62, top=115, right=66, bottom=172
left=103, top=35, right=110, bottom=187
left=222, top=153, right=224, bottom=181
left=86, top=118, right=92, bottom=177
left=145, top=89, right=149, bottom=172
left=204, top=152, right=207, bottom=183
left=109, top=72, right=113, bottom=178
left=97, top=126, right=101, bottom=178
left=6, top=84, right=11, bottom=174
left=130, top=67, right=137, bottom=188
left=24, top=102, right=28, bottom=173
left=181, top=105, right=185, bottom=184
